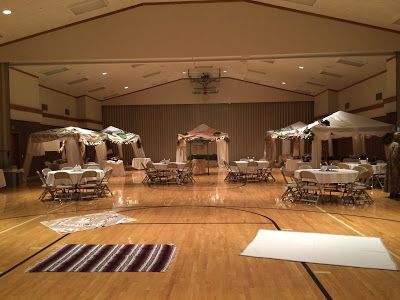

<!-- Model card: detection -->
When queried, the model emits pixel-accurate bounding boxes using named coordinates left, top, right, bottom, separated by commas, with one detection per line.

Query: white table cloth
left=102, top=160, right=125, bottom=177
left=132, top=158, right=151, bottom=170
left=46, top=169, right=104, bottom=185
left=153, top=162, right=186, bottom=171
left=344, top=163, right=387, bottom=175
left=294, top=169, right=358, bottom=184
left=285, top=159, right=303, bottom=172
left=234, top=161, right=269, bottom=173
left=0, top=169, right=6, bottom=188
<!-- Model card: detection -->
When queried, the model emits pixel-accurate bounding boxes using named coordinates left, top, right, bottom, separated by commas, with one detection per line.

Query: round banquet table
left=132, top=158, right=151, bottom=170
left=344, top=162, right=387, bottom=175
left=285, top=159, right=303, bottom=172
left=234, top=161, right=269, bottom=173
left=152, top=162, right=187, bottom=171
left=46, top=169, right=104, bottom=186
left=294, top=169, right=359, bottom=184
left=102, top=160, right=125, bottom=177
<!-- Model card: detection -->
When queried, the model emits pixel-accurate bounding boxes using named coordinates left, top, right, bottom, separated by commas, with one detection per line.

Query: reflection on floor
left=0, top=168, right=399, bottom=299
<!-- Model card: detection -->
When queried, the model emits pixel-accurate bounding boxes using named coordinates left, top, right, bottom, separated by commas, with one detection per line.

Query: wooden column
left=0, top=63, right=11, bottom=169
left=396, top=52, right=400, bottom=130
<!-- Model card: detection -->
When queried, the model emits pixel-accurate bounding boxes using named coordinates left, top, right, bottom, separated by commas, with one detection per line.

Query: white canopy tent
left=286, top=111, right=395, bottom=167
left=97, top=126, right=145, bottom=163
left=176, top=124, right=229, bottom=168
left=265, top=121, right=307, bottom=162
left=23, top=126, right=105, bottom=176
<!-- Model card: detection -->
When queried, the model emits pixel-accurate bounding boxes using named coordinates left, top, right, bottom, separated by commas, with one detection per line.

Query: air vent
left=131, top=64, right=144, bottom=68
left=68, top=0, right=108, bottom=16
left=247, top=69, right=266, bottom=75
left=194, top=65, right=213, bottom=69
left=337, top=58, right=365, bottom=68
left=306, top=81, right=326, bottom=87
left=282, top=0, right=317, bottom=6
left=67, top=78, right=88, bottom=85
left=42, top=67, right=69, bottom=76
left=376, top=92, right=383, bottom=101
left=65, top=109, right=70, bottom=116
left=345, top=102, right=350, bottom=110
left=142, top=71, right=161, bottom=78
left=320, top=71, right=342, bottom=78
left=394, top=18, right=400, bottom=25
left=41, top=103, right=48, bottom=111
left=88, top=86, right=105, bottom=93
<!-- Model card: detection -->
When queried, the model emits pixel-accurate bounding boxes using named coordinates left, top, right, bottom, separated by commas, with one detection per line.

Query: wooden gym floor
left=0, top=168, right=399, bottom=299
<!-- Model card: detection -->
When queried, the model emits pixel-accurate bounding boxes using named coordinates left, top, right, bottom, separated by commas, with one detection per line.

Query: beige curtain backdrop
left=102, top=102, right=313, bottom=162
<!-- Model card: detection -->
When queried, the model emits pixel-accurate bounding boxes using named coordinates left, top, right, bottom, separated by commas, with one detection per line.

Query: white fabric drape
left=131, top=141, right=145, bottom=158
left=311, top=137, right=322, bottom=168
left=176, top=139, right=187, bottom=162
left=300, top=139, right=305, bottom=157
left=95, top=143, right=107, bottom=163
left=352, top=135, right=366, bottom=156
left=282, top=139, right=291, bottom=155
left=117, top=144, right=124, bottom=158
left=293, top=138, right=300, bottom=157
left=65, top=138, right=82, bottom=166
left=216, top=139, right=229, bottom=167
left=328, top=138, right=334, bottom=157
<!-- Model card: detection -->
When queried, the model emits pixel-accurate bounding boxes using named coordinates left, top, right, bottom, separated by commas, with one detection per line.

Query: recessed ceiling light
left=281, top=82, right=286, bottom=85
left=102, top=72, right=107, bottom=75
left=182, top=71, right=186, bottom=74
left=223, top=70, right=227, bottom=73
left=124, top=86, right=129, bottom=89
left=299, top=66, right=304, bottom=69
left=2, top=9, right=12, bottom=15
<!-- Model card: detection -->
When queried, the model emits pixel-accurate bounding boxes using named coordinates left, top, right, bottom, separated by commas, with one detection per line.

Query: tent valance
left=286, top=111, right=395, bottom=140
left=267, top=121, right=307, bottom=139
left=30, top=126, right=105, bottom=145
left=178, top=124, right=229, bottom=142
left=102, top=126, right=141, bottom=144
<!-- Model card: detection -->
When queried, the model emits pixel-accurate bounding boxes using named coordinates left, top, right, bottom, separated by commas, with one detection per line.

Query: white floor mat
left=41, top=211, right=135, bottom=234
left=241, top=230, right=398, bottom=270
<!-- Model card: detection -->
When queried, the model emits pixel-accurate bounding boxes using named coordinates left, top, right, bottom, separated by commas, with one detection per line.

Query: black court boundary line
left=1, top=203, right=400, bottom=224
left=0, top=234, right=70, bottom=278
left=120, top=205, right=332, bottom=299
left=0, top=205, right=332, bottom=299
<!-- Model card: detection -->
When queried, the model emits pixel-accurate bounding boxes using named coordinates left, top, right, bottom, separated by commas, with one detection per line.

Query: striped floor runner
left=27, top=244, right=176, bottom=272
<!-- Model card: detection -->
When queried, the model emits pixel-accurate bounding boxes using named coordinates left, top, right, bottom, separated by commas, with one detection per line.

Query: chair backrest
left=62, top=167, right=73, bottom=170
left=299, top=170, right=317, bottom=181
left=54, top=171, right=71, bottom=179
left=37, top=170, right=47, bottom=185
left=42, top=168, right=51, bottom=177
left=247, top=161, right=258, bottom=173
left=80, top=170, right=98, bottom=184
left=102, top=168, right=113, bottom=182
left=343, top=158, right=359, bottom=162
left=330, top=160, right=340, bottom=166
left=146, top=161, right=157, bottom=171
left=280, top=167, right=293, bottom=184
left=166, top=162, right=178, bottom=169
left=337, top=163, right=350, bottom=169
left=359, top=164, right=373, bottom=174
left=328, top=165, right=339, bottom=169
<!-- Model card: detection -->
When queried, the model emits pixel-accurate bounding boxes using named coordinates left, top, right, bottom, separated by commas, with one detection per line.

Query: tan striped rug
left=27, top=244, right=176, bottom=272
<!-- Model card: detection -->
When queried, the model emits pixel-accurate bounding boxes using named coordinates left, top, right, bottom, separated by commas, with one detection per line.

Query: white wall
left=102, top=78, right=312, bottom=106
left=9, top=69, right=42, bottom=123
left=40, top=86, right=78, bottom=127
left=9, top=69, right=103, bottom=129
left=337, top=72, right=386, bottom=118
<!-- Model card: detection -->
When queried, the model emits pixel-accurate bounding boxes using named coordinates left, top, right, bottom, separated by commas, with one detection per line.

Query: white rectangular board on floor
left=241, top=229, right=398, bottom=270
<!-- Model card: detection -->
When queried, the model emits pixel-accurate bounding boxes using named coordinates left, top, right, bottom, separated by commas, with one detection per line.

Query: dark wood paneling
left=102, top=102, right=314, bottom=162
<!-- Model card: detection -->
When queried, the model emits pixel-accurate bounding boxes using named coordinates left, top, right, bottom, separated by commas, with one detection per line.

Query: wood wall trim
left=338, top=70, right=387, bottom=92
left=10, top=104, right=102, bottom=125
left=0, top=0, right=399, bottom=48
left=9, top=67, right=39, bottom=79
left=383, top=96, right=396, bottom=104
left=10, top=104, right=42, bottom=115
left=348, top=103, right=384, bottom=114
